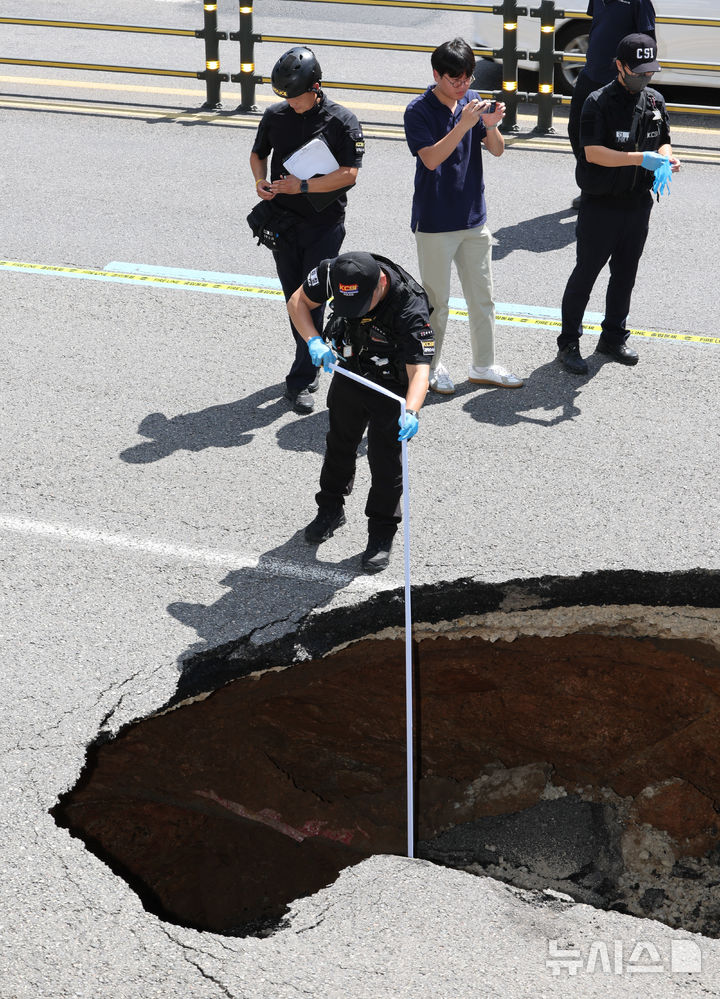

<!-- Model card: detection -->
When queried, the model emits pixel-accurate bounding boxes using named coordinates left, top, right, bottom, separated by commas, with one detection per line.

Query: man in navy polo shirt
left=403, top=37, right=523, bottom=396
left=568, top=0, right=656, bottom=206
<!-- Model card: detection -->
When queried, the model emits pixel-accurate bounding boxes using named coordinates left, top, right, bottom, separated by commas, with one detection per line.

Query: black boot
left=557, top=340, right=588, bottom=375
left=361, top=534, right=394, bottom=573
left=595, top=336, right=639, bottom=366
left=284, top=386, right=315, bottom=414
left=304, top=507, right=346, bottom=544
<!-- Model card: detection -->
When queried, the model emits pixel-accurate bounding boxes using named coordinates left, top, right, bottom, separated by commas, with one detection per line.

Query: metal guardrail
left=230, top=0, right=530, bottom=125
left=231, top=0, right=720, bottom=130
left=1, top=3, right=719, bottom=127
left=0, top=18, right=196, bottom=36
left=0, top=9, right=228, bottom=108
left=255, top=0, right=493, bottom=8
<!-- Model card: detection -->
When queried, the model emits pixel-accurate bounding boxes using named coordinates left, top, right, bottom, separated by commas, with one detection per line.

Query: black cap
left=616, top=33, right=660, bottom=73
left=328, top=252, right=381, bottom=317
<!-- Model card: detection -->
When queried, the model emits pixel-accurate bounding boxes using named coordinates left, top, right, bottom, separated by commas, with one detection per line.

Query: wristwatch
left=406, top=409, right=419, bottom=419
left=300, top=179, right=309, bottom=194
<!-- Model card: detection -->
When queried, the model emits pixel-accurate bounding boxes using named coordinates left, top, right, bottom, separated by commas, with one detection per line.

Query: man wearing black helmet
left=250, top=46, right=365, bottom=414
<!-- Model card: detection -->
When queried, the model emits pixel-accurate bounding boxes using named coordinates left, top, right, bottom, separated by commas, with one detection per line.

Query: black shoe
left=304, top=507, right=346, bottom=544
left=307, top=371, right=321, bottom=393
left=571, top=193, right=582, bottom=210
left=361, top=536, right=394, bottom=574
left=284, top=387, right=314, bottom=414
left=557, top=341, right=588, bottom=375
left=595, top=336, right=639, bottom=366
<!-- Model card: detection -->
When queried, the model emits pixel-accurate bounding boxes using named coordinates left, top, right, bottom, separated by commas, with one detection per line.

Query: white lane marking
left=0, top=516, right=357, bottom=586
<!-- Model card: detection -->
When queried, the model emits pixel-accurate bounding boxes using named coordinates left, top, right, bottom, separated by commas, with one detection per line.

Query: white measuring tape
left=328, top=362, right=415, bottom=859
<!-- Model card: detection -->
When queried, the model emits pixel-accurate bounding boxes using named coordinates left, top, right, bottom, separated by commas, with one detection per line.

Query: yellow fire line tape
left=0, top=259, right=288, bottom=294
left=2, top=259, right=717, bottom=345
left=449, top=306, right=718, bottom=345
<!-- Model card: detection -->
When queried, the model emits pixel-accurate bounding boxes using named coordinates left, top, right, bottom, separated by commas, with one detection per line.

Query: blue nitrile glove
left=653, top=158, right=673, bottom=196
left=307, top=336, right=335, bottom=373
left=397, top=411, right=419, bottom=442
left=641, top=151, right=668, bottom=172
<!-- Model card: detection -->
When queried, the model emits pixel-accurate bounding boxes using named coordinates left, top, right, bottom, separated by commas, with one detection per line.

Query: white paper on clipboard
left=283, top=137, right=339, bottom=180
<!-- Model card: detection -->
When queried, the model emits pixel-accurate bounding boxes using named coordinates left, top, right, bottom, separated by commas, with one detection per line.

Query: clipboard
left=283, top=137, right=350, bottom=213
left=283, top=137, right=339, bottom=178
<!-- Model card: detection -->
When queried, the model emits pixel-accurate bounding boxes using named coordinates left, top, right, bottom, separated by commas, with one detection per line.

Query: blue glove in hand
left=397, top=411, right=419, bottom=442
left=641, top=151, right=668, bottom=172
left=653, top=158, right=673, bottom=196
left=307, top=336, right=335, bottom=373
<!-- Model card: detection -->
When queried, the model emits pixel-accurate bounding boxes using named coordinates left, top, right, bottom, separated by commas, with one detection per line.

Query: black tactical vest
left=322, top=255, right=431, bottom=387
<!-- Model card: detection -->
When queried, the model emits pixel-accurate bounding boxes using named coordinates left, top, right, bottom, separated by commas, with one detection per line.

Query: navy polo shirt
left=584, top=0, right=656, bottom=85
left=404, top=86, right=487, bottom=234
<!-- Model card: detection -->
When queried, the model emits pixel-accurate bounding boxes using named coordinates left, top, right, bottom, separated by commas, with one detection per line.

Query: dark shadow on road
left=169, top=530, right=363, bottom=674
left=275, top=405, right=368, bottom=459
left=421, top=378, right=485, bottom=411
left=492, top=208, right=578, bottom=261
left=275, top=409, right=329, bottom=456
left=120, top=383, right=290, bottom=463
left=463, top=355, right=602, bottom=427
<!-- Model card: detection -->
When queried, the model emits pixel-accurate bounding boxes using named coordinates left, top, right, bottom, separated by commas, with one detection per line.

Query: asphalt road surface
left=2, top=3, right=720, bottom=997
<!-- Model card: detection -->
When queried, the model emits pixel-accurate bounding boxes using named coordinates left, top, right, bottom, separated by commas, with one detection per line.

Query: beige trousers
left=415, top=224, right=495, bottom=370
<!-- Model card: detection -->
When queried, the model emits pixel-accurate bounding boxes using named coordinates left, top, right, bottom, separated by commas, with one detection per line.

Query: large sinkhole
left=53, top=569, right=720, bottom=938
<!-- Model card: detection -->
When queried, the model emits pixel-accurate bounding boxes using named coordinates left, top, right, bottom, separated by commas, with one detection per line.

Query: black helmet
left=271, top=46, right=322, bottom=99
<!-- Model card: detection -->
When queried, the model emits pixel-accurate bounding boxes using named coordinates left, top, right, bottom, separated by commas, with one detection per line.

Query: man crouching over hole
left=288, top=252, right=433, bottom=573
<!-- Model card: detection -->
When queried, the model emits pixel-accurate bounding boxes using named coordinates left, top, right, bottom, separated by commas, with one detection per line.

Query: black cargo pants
left=315, top=371, right=403, bottom=540
left=559, top=191, right=653, bottom=349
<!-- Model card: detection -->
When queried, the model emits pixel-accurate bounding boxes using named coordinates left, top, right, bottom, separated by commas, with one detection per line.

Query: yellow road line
left=0, top=259, right=286, bottom=295
left=2, top=259, right=715, bottom=345
left=0, top=73, right=421, bottom=113
left=0, top=93, right=405, bottom=131
left=3, top=73, right=718, bottom=134
left=0, top=73, right=211, bottom=96
left=3, top=92, right=719, bottom=158
left=450, top=306, right=719, bottom=345
left=0, top=95, right=213, bottom=120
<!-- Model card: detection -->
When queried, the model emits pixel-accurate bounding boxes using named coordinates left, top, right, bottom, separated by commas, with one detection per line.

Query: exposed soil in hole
left=54, top=607, right=720, bottom=938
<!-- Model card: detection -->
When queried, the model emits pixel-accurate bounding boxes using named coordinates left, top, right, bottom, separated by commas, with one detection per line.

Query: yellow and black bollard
left=531, top=0, right=559, bottom=132
left=229, top=1, right=260, bottom=112
left=495, top=0, right=526, bottom=132
left=196, top=1, right=228, bottom=109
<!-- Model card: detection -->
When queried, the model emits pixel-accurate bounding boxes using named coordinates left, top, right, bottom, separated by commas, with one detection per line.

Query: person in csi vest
left=568, top=0, right=656, bottom=209
left=287, top=252, right=434, bottom=574
left=250, top=46, right=365, bottom=414
left=557, top=34, right=679, bottom=376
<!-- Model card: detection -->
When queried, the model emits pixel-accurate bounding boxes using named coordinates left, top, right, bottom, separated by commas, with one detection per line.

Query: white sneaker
left=429, top=363, right=455, bottom=395
left=468, top=364, right=524, bottom=389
